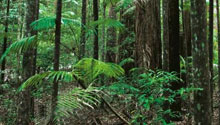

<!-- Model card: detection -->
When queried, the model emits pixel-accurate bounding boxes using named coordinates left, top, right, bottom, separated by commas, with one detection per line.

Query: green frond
left=119, top=58, right=134, bottom=66
left=89, top=19, right=124, bottom=29
left=55, top=86, right=100, bottom=118
left=0, top=35, right=37, bottom=63
left=18, top=71, right=74, bottom=91
left=74, top=58, right=125, bottom=82
left=117, top=0, right=133, bottom=9
left=31, top=17, right=81, bottom=31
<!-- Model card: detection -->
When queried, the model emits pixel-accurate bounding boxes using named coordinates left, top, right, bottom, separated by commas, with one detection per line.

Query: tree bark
left=216, top=0, right=220, bottom=124
left=208, top=0, right=214, bottom=114
left=93, top=0, right=99, bottom=59
left=106, top=4, right=117, bottom=63
left=80, top=0, right=87, bottom=59
left=163, top=0, right=169, bottom=71
left=50, top=0, right=62, bottom=124
left=191, top=0, right=212, bottom=124
left=1, top=0, right=10, bottom=83
left=17, top=0, right=38, bottom=124
left=135, top=0, right=161, bottom=69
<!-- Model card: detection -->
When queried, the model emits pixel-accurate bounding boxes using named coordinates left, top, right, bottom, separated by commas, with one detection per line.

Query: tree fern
left=19, top=58, right=125, bottom=91
left=18, top=71, right=75, bottom=91
left=0, top=35, right=37, bottom=63
left=30, top=17, right=81, bottom=31
left=56, top=86, right=100, bottom=118
left=74, top=58, right=125, bottom=83
left=88, top=18, right=124, bottom=29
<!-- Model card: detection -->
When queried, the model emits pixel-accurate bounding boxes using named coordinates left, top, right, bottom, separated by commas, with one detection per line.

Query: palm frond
left=18, top=71, right=74, bottom=91
left=55, top=86, right=100, bottom=119
left=74, top=58, right=125, bottom=82
left=31, top=17, right=81, bottom=31
left=0, top=35, right=37, bottom=63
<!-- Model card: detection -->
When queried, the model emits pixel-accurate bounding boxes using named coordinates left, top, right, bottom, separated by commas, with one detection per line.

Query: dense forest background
left=0, top=0, right=219, bottom=124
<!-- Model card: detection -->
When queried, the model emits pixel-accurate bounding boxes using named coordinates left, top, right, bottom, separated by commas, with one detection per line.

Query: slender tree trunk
left=1, top=0, right=10, bottom=84
left=80, top=0, right=87, bottom=59
left=217, top=0, right=220, bottom=124
left=191, top=0, right=212, bottom=124
left=209, top=0, right=214, bottom=114
left=101, top=1, right=106, bottom=61
left=163, top=0, right=169, bottom=71
left=106, top=4, right=117, bottom=63
left=93, top=0, right=99, bottom=59
left=0, top=0, right=10, bottom=96
left=17, top=0, right=38, bottom=124
left=30, top=0, right=40, bottom=119
left=135, top=0, right=161, bottom=69
left=50, top=0, right=62, bottom=124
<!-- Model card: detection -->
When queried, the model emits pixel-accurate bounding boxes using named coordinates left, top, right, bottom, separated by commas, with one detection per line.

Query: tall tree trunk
left=106, top=4, right=117, bottom=63
left=93, top=0, right=99, bottom=59
left=163, top=0, right=169, bottom=71
left=208, top=0, right=214, bottom=114
left=17, top=0, right=38, bottom=124
left=50, top=0, right=62, bottom=124
left=135, top=0, right=161, bottom=69
left=168, top=0, right=181, bottom=120
left=101, top=1, right=106, bottom=61
left=217, top=0, right=220, bottom=124
left=80, top=0, right=87, bottom=59
left=1, top=0, right=10, bottom=84
left=191, top=0, right=212, bottom=124
left=30, top=0, right=40, bottom=119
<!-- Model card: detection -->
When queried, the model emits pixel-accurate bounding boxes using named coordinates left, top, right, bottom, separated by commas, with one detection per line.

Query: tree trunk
left=1, top=0, right=10, bottom=84
left=191, top=0, right=212, bottom=124
left=80, top=0, right=87, bottom=59
left=101, top=1, right=106, bottom=61
left=163, top=0, right=169, bottom=71
left=168, top=0, right=181, bottom=120
left=93, top=0, right=99, bottom=59
left=208, top=0, right=214, bottom=114
left=50, top=0, right=62, bottom=124
left=30, top=0, right=40, bottom=119
left=106, top=4, right=117, bottom=63
left=216, top=0, right=220, bottom=124
left=17, top=0, right=38, bottom=124
left=135, top=0, right=161, bottom=69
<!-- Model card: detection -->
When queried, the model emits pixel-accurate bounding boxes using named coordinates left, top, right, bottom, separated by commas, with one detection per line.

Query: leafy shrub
left=103, top=69, right=201, bottom=124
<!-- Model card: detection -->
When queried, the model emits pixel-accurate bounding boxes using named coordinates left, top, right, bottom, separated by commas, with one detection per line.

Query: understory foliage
left=103, top=69, right=201, bottom=124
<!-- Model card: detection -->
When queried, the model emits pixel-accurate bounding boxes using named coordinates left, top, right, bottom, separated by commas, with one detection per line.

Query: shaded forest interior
left=0, top=0, right=220, bottom=124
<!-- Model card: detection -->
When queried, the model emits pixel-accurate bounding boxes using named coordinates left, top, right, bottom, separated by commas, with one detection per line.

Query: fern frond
left=0, top=35, right=37, bottom=63
left=31, top=17, right=81, bottom=31
left=55, top=86, right=100, bottom=118
left=119, top=58, right=134, bottom=66
left=89, top=19, right=124, bottom=29
left=18, top=71, right=74, bottom=91
left=74, top=58, right=125, bottom=82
